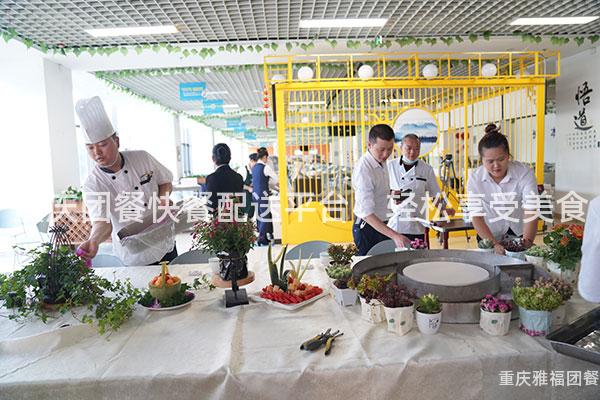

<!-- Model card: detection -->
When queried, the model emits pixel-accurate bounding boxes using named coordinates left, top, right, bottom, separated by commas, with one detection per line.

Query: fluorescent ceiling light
left=381, top=99, right=415, bottom=103
left=289, top=101, right=326, bottom=106
left=222, top=104, right=240, bottom=108
left=299, top=18, right=388, bottom=29
left=86, top=25, right=178, bottom=37
left=204, top=91, right=229, bottom=96
left=510, top=16, right=598, bottom=25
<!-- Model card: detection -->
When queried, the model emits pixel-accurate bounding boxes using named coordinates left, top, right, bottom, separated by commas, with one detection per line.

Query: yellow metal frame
left=267, top=51, right=559, bottom=244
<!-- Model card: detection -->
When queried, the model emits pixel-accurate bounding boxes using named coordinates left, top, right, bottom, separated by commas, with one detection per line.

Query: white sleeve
left=520, top=168, right=539, bottom=210
left=82, top=178, right=110, bottom=223
left=352, top=164, right=375, bottom=219
left=264, top=164, right=279, bottom=185
left=579, top=197, right=600, bottom=303
left=145, top=151, right=173, bottom=185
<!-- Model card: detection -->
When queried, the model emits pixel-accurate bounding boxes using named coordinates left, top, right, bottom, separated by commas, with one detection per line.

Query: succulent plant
left=525, top=245, right=548, bottom=257
left=348, top=273, right=392, bottom=303
left=376, top=283, right=415, bottom=308
left=501, top=238, right=527, bottom=252
left=327, top=244, right=357, bottom=267
left=478, top=238, right=494, bottom=249
left=417, top=293, right=442, bottom=314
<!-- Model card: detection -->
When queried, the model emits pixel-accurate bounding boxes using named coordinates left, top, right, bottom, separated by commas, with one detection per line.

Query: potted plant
left=410, top=238, right=428, bottom=250
left=501, top=238, right=528, bottom=260
left=479, top=294, right=513, bottom=336
left=512, top=277, right=562, bottom=336
left=192, top=217, right=256, bottom=281
left=533, top=277, right=573, bottom=327
left=348, top=273, right=391, bottom=324
left=476, top=238, right=494, bottom=252
left=376, top=283, right=416, bottom=336
left=325, top=265, right=357, bottom=307
left=327, top=244, right=357, bottom=268
left=415, top=293, right=443, bottom=334
left=543, top=224, right=584, bottom=283
left=524, top=245, right=548, bottom=268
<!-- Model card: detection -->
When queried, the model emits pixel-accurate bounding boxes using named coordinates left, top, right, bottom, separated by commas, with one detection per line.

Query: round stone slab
left=403, top=261, right=490, bottom=287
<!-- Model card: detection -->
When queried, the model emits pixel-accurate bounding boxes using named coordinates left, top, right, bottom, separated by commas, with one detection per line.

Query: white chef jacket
left=257, top=159, right=279, bottom=189
left=352, top=150, right=390, bottom=221
left=83, top=150, right=174, bottom=266
left=579, top=196, right=600, bottom=303
left=466, top=161, right=538, bottom=240
left=387, top=157, right=441, bottom=234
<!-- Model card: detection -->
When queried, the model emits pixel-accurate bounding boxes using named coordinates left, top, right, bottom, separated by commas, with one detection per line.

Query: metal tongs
left=300, top=328, right=344, bottom=356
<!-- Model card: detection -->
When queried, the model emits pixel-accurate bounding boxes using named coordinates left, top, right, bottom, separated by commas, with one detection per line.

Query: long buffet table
left=0, top=260, right=598, bottom=400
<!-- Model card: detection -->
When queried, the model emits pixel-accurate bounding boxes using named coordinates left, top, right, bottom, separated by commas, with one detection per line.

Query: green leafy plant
left=478, top=238, right=494, bottom=249
left=348, top=273, right=392, bottom=303
left=327, top=244, right=357, bottom=267
left=525, top=245, right=548, bottom=257
left=511, top=277, right=562, bottom=311
left=0, top=243, right=140, bottom=335
left=326, top=265, right=353, bottom=289
left=376, top=283, right=415, bottom=308
left=267, top=244, right=289, bottom=291
left=54, top=186, right=82, bottom=203
left=192, top=217, right=256, bottom=257
left=543, top=224, right=584, bottom=271
left=532, top=277, right=573, bottom=304
left=416, top=293, right=442, bottom=314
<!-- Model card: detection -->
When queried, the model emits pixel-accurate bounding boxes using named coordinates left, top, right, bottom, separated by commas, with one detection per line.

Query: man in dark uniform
left=205, top=143, right=244, bottom=216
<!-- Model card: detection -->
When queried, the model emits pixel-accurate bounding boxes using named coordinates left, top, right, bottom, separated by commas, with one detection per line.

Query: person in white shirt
left=387, top=134, right=454, bottom=240
left=579, top=196, right=600, bottom=302
left=467, top=124, right=538, bottom=255
left=252, top=147, right=279, bottom=245
left=353, top=124, right=412, bottom=255
left=75, top=96, right=176, bottom=266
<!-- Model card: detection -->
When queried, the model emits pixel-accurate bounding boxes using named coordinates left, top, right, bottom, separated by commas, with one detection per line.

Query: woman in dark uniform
left=251, top=147, right=278, bottom=245
left=242, top=153, right=258, bottom=218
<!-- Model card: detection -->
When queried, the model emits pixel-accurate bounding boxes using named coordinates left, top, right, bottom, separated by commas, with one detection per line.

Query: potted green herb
left=524, top=245, right=548, bottom=268
left=348, top=273, right=391, bottom=324
left=476, top=238, right=494, bottom=252
left=327, top=244, right=357, bottom=268
left=325, top=265, right=357, bottom=307
left=479, top=294, right=513, bottom=336
left=415, top=293, right=442, bottom=334
left=376, top=283, right=416, bottom=336
left=532, top=277, right=573, bottom=327
left=512, top=277, right=562, bottom=336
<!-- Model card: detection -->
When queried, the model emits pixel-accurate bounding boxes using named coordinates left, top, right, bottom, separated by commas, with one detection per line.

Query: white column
left=43, top=59, right=80, bottom=194
left=173, top=114, right=183, bottom=180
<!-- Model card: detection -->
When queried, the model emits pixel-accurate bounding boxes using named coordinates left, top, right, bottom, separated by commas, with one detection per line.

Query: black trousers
left=150, top=244, right=178, bottom=265
left=353, top=217, right=390, bottom=256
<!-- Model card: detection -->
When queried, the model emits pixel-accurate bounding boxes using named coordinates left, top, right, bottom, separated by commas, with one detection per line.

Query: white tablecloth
left=0, top=262, right=598, bottom=400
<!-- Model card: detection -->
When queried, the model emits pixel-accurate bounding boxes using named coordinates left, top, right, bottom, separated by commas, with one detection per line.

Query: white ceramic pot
left=551, top=303, right=567, bottom=327
left=546, top=260, right=579, bottom=284
left=505, top=250, right=526, bottom=260
left=525, top=255, right=545, bottom=268
left=384, top=304, right=414, bottom=336
left=359, top=297, right=385, bottom=324
left=331, top=284, right=358, bottom=307
left=415, top=309, right=442, bottom=334
left=480, top=309, right=511, bottom=336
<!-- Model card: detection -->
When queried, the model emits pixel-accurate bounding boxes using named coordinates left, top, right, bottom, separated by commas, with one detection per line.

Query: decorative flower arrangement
left=327, top=244, right=357, bottom=267
left=543, top=224, right=584, bottom=271
left=376, top=282, right=416, bottom=308
left=410, top=238, right=427, bottom=250
left=532, top=277, right=573, bottom=304
left=480, top=294, right=513, bottom=313
left=192, top=217, right=256, bottom=256
left=478, top=238, right=494, bottom=250
left=511, top=277, right=562, bottom=312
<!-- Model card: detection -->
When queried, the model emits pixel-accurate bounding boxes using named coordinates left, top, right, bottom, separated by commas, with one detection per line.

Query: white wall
left=0, top=40, right=53, bottom=222
left=555, top=46, right=600, bottom=200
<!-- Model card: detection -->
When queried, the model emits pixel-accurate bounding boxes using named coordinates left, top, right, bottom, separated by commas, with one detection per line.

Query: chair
left=170, top=249, right=214, bottom=265
left=36, top=214, right=50, bottom=242
left=285, top=240, right=331, bottom=260
left=366, top=240, right=397, bottom=256
left=91, top=254, right=125, bottom=268
left=0, top=208, right=38, bottom=266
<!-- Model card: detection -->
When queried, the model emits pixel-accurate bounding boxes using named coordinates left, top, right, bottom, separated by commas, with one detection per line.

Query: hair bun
left=485, top=123, right=499, bottom=135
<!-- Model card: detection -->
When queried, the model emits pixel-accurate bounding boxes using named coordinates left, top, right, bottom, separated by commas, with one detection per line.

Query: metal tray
left=547, top=306, right=600, bottom=366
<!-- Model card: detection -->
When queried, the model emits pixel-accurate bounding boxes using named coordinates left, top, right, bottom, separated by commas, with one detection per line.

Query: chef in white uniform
left=387, top=134, right=453, bottom=241
left=579, top=196, right=600, bottom=303
left=75, top=96, right=177, bottom=266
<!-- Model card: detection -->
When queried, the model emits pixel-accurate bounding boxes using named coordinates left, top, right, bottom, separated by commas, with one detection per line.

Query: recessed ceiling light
left=85, top=25, right=178, bottom=37
left=299, top=18, right=388, bottom=29
left=204, top=91, right=229, bottom=96
left=222, top=104, right=240, bottom=109
left=510, top=16, right=598, bottom=25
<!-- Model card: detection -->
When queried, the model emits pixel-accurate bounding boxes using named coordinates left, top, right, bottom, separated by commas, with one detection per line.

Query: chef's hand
left=77, top=239, right=98, bottom=260
left=392, top=233, right=412, bottom=249
left=493, top=243, right=506, bottom=255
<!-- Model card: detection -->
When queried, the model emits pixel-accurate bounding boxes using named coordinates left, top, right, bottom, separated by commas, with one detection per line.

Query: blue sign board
left=203, top=99, right=224, bottom=115
left=244, top=131, right=257, bottom=141
left=179, top=82, right=206, bottom=101
left=226, top=118, right=242, bottom=128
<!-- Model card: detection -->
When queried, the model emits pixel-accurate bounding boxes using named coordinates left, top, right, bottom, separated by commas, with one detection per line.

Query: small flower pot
left=359, top=297, right=385, bottom=324
left=480, top=309, right=511, bottom=336
left=505, top=250, right=526, bottom=260
left=518, top=306, right=553, bottom=336
left=524, top=254, right=545, bottom=268
left=551, top=304, right=567, bottom=327
left=415, top=309, right=442, bottom=334
left=384, top=304, right=414, bottom=336
left=331, top=284, right=358, bottom=307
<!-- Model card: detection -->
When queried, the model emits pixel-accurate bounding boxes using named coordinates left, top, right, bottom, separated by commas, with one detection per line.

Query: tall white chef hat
left=75, top=96, right=115, bottom=144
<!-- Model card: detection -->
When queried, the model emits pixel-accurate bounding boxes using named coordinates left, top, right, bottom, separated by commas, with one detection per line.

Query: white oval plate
left=140, top=292, right=195, bottom=311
